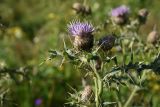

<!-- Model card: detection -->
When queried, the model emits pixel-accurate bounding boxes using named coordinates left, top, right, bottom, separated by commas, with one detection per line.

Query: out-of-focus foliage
left=0, top=0, right=160, bottom=107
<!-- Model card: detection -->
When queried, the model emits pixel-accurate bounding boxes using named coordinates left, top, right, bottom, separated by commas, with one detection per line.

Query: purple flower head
left=111, top=5, right=129, bottom=17
left=35, top=98, right=42, bottom=106
left=67, top=20, right=95, bottom=37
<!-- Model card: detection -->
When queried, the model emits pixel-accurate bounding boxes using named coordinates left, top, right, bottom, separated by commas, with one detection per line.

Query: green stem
left=94, top=77, right=99, bottom=107
left=93, top=66, right=103, bottom=107
left=123, top=86, right=139, bottom=107
left=83, top=0, right=87, bottom=6
left=124, top=72, right=145, bottom=107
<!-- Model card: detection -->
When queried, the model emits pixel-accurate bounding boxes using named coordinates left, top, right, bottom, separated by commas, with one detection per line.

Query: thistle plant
left=1, top=1, right=160, bottom=107
left=44, top=3, right=160, bottom=107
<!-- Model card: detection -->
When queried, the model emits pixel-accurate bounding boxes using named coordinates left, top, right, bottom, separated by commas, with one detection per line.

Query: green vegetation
left=0, top=0, right=160, bottom=107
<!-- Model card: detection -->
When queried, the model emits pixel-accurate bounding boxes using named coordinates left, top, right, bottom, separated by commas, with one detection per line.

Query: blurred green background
left=0, top=0, right=160, bottom=107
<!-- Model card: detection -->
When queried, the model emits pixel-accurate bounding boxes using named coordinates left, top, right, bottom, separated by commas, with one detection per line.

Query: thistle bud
left=67, top=20, right=95, bottom=51
left=111, top=5, right=130, bottom=25
left=84, top=6, right=92, bottom=15
left=81, top=85, right=93, bottom=102
left=72, top=3, right=92, bottom=15
left=72, top=2, right=85, bottom=14
left=147, top=30, right=159, bottom=44
left=138, top=8, right=149, bottom=24
left=98, top=34, right=116, bottom=51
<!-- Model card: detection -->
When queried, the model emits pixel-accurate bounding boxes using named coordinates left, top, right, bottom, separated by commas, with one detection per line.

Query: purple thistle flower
left=67, top=20, right=94, bottom=51
left=35, top=98, right=42, bottom=106
left=67, top=20, right=95, bottom=37
left=111, top=5, right=129, bottom=17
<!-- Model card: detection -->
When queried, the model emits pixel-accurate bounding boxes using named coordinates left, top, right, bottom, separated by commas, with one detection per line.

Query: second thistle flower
left=68, top=20, right=95, bottom=51
left=111, top=5, right=130, bottom=25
